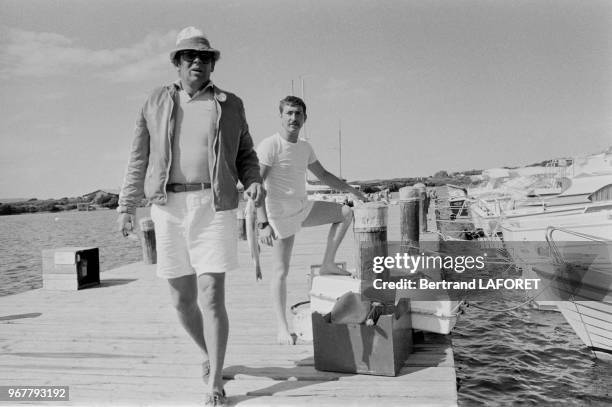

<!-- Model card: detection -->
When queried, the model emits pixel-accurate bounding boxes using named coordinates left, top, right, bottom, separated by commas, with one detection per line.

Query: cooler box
left=290, top=271, right=360, bottom=342
left=396, top=284, right=464, bottom=335
left=42, top=247, right=100, bottom=290
left=309, top=275, right=364, bottom=314
left=390, top=258, right=464, bottom=334
left=312, top=298, right=413, bottom=376
left=409, top=300, right=464, bottom=334
left=311, top=275, right=464, bottom=335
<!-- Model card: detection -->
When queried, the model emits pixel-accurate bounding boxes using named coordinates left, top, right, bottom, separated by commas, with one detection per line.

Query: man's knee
left=273, top=266, right=290, bottom=281
left=272, top=236, right=294, bottom=276
left=272, top=256, right=291, bottom=279
left=198, top=274, right=226, bottom=310
left=167, top=275, right=198, bottom=313
left=171, top=290, right=198, bottom=314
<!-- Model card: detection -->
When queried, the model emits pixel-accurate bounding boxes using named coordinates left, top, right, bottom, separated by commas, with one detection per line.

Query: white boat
left=469, top=150, right=612, bottom=237
left=499, top=209, right=612, bottom=242
left=438, top=184, right=470, bottom=220
left=470, top=174, right=612, bottom=238
left=468, top=196, right=594, bottom=238
left=498, top=208, right=612, bottom=311
left=306, top=183, right=362, bottom=204
left=533, top=227, right=612, bottom=360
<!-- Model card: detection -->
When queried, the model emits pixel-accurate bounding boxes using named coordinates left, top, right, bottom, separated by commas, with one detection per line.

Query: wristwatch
left=257, top=221, right=269, bottom=230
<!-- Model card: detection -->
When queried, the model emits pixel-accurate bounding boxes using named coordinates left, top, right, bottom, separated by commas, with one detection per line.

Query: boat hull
left=532, top=241, right=612, bottom=358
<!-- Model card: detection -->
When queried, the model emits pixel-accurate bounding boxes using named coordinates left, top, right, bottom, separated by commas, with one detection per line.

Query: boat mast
left=301, top=76, right=308, bottom=141
left=339, top=119, right=342, bottom=179
left=297, top=76, right=314, bottom=185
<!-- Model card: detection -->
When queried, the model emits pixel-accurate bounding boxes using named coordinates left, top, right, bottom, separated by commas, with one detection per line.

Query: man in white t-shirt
left=257, top=96, right=368, bottom=344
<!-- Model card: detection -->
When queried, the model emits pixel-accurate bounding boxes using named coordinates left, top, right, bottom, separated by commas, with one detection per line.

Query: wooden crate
left=41, top=247, right=100, bottom=290
left=312, top=298, right=413, bottom=376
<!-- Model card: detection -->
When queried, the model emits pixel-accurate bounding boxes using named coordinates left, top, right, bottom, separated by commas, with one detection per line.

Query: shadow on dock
left=98, top=278, right=138, bottom=288
left=0, top=312, right=42, bottom=321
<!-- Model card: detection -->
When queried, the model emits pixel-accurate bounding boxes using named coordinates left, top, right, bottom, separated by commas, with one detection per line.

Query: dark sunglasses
left=179, top=51, right=214, bottom=63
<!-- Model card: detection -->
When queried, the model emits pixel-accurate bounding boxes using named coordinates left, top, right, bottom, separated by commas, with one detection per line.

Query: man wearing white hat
left=117, top=27, right=269, bottom=406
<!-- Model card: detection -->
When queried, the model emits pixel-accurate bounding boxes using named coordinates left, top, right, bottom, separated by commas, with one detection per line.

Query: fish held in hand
left=245, top=199, right=262, bottom=281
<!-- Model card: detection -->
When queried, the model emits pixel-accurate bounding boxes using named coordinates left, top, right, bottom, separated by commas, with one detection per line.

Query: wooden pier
left=0, top=205, right=457, bottom=406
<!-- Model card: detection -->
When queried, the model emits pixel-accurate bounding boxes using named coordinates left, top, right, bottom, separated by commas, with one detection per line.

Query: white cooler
left=408, top=300, right=464, bottom=334
left=310, top=275, right=464, bottom=335
left=309, top=275, right=363, bottom=314
left=396, top=285, right=465, bottom=335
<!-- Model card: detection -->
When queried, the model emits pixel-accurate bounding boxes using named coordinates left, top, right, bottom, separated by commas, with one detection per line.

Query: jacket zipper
left=163, top=88, right=175, bottom=202
left=212, top=91, right=222, bottom=210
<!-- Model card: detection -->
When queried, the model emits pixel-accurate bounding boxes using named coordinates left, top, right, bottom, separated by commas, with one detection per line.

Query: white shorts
left=150, top=189, right=238, bottom=278
left=267, top=198, right=314, bottom=239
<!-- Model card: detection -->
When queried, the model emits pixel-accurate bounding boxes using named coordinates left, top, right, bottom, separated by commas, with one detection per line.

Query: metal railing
left=544, top=226, right=610, bottom=265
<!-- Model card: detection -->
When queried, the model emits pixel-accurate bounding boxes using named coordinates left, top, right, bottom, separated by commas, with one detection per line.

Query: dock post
left=139, top=218, right=157, bottom=265
left=399, top=186, right=420, bottom=250
left=353, top=203, right=393, bottom=303
left=414, top=184, right=428, bottom=232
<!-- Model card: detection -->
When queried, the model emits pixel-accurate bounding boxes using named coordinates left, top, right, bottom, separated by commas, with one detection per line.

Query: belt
left=166, top=183, right=211, bottom=193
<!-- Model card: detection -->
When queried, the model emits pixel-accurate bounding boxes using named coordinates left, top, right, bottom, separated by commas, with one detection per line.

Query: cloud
left=102, top=52, right=170, bottom=83
left=0, top=27, right=177, bottom=82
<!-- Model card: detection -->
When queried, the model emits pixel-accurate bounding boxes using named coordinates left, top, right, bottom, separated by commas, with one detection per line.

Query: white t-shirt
left=169, top=85, right=215, bottom=184
left=257, top=133, right=317, bottom=217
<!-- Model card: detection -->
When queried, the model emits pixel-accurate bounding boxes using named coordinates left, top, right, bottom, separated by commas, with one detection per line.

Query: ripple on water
left=0, top=210, right=143, bottom=297
left=454, top=302, right=612, bottom=405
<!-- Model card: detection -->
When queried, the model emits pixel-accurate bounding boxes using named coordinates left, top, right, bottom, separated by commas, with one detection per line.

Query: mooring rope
left=466, top=268, right=561, bottom=313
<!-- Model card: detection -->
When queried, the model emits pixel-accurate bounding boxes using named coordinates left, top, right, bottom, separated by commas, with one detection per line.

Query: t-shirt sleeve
left=306, top=142, right=318, bottom=165
left=256, top=137, right=276, bottom=167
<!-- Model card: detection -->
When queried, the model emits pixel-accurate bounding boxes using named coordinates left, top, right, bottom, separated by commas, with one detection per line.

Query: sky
left=1, top=0, right=611, bottom=199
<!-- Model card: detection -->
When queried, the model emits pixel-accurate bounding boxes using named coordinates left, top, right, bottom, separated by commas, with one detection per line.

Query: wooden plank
left=0, top=210, right=457, bottom=406
left=235, top=396, right=456, bottom=407
left=240, top=380, right=456, bottom=398
left=0, top=365, right=455, bottom=385
left=0, top=352, right=453, bottom=379
left=0, top=375, right=457, bottom=405
left=224, top=365, right=455, bottom=382
left=0, top=380, right=456, bottom=405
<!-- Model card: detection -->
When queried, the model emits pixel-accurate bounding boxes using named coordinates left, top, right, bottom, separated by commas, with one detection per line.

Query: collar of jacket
left=171, top=80, right=227, bottom=102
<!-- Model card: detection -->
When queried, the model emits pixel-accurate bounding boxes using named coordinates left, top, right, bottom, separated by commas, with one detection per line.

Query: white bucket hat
left=169, top=27, right=220, bottom=63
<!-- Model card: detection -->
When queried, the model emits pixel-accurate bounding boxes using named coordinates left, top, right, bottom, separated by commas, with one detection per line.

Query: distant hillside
left=0, top=197, right=33, bottom=203
left=0, top=191, right=120, bottom=216
left=350, top=169, right=483, bottom=193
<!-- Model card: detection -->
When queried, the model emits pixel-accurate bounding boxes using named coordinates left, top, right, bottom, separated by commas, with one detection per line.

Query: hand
left=245, top=182, right=265, bottom=207
left=258, top=224, right=275, bottom=247
left=117, top=213, right=134, bottom=237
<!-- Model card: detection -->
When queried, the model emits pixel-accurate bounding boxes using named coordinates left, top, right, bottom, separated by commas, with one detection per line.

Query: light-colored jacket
left=117, top=82, right=261, bottom=214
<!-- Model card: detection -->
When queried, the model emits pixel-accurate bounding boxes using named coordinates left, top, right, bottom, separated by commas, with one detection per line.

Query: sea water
left=0, top=209, right=143, bottom=297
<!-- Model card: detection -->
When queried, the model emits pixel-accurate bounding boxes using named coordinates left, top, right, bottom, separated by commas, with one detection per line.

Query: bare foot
left=319, top=263, right=352, bottom=276
left=277, top=331, right=297, bottom=345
